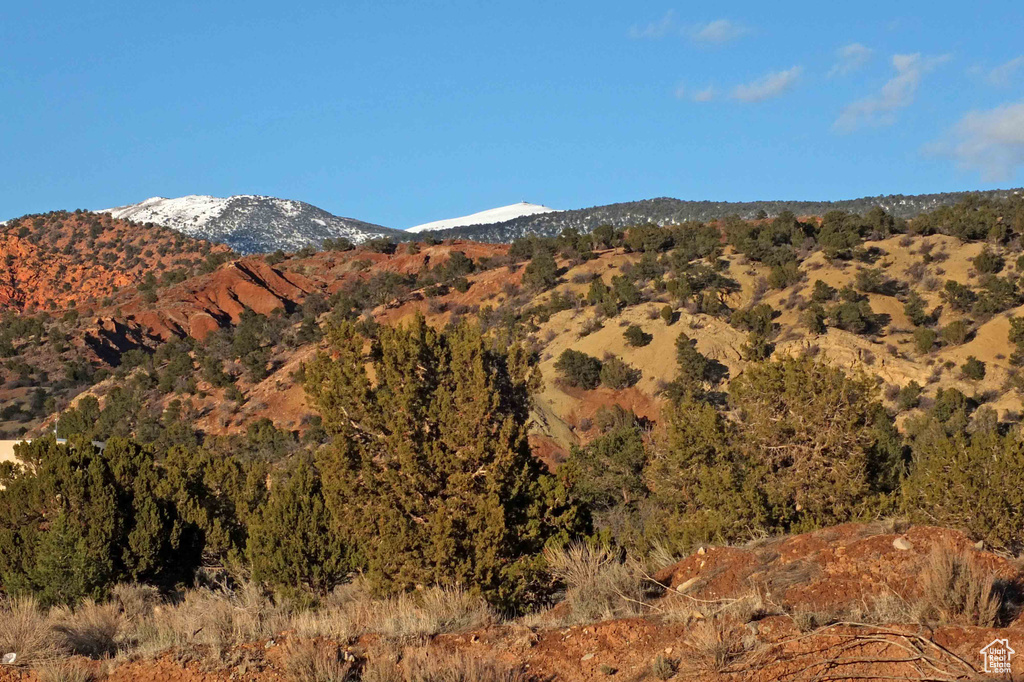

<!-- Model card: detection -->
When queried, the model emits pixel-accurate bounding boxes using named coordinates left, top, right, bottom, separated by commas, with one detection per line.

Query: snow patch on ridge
left=407, top=202, right=559, bottom=233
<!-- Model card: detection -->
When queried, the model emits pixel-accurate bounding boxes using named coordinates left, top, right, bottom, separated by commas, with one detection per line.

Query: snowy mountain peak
left=99, top=195, right=407, bottom=254
left=406, top=202, right=559, bottom=233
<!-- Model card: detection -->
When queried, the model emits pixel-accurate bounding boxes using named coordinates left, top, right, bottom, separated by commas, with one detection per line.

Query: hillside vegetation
left=4, top=194, right=1024, bottom=678
left=432, top=187, right=1023, bottom=242
left=0, top=210, right=231, bottom=312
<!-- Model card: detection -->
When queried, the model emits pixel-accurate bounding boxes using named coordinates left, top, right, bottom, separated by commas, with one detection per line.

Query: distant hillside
left=0, top=210, right=230, bottom=312
left=430, top=188, right=1024, bottom=242
left=102, top=195, right=409, bottom=253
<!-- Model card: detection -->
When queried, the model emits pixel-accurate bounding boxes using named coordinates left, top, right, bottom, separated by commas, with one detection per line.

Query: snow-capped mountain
left=407, top=202, right=558, bottom=233
left=101, top=195, right=407, bottom=253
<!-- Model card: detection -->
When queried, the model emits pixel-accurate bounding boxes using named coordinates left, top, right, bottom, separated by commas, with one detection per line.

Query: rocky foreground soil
left=2, top=523, right=1021, bottom=681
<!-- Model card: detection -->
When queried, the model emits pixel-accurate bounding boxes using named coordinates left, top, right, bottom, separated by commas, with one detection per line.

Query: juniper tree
left=303, top=315, right=585, bottom=609
left=727, top=358, right=899, bottom=531
left=247, top=456, right=347, bottom=593
left=646, top=358, right=899, bottom=550
left=901, top=427, right=1024, bottom=552
left=0, top=437, right=201, bottom=605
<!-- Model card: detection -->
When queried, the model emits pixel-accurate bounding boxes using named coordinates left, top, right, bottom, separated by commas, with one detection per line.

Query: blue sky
left=2, top=1, right=1023, bottom=228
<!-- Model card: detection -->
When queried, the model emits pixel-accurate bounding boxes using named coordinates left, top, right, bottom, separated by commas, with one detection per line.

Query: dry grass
left=362, top=647, right=527, bottom=682
left=916, top=543, right=1007, bottom=627
left=282, top=639, right=357, bottom=682
left=34, top=660, right=97, bottom=682
left=0, top=579, right=492, bottom=675
left=289, top=581, right=491, bottom=641
left=0, top=596, right=62, bottom=666
left=649, top=654, right=677, bottom=680
left=127, top=582, right=291, bottom=663
left=661, top=586, right=773, bottom=625
left=544, top=543, right=650, bottom=624
left=681, top=618, right=757, bottom=673
left=51, top=600, right=122, bottom=658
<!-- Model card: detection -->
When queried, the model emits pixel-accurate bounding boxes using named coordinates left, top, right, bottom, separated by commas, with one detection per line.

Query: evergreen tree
left=646, top=358, right=896, bottom=551
left=522, top=251, right=559, bottom=291
left=560, top=421, right=648, bottom=549
left=554, top=349, right=603, bottom=389
left=901, top=427, right=1024, bottom=552
left=0, top=437, right=201, bottom=605
left=645, top=398, right=759, bottom=549
left=247, top=457, right=347, bottom=593
left=304, top=315, right=585, bottom=609
left=728, top=358, right=896, bottom=531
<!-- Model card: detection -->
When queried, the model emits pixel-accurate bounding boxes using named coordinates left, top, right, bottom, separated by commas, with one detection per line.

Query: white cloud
left=730, top=66, right=803, bottom=102
left=988, top=56, right=1024, bottom=87
left=690, top=19, right=749, bottom=45
left=691, top=86, right=716, bottom=102
left=675, top=83, right=716, bottom=102
left=834, top=53, right=950, bottom=131
left=629, top=10, right=676, bottom=39
left=828, top=43, right=873, bottom=77
left=929, top=101, right=1024, bottom=181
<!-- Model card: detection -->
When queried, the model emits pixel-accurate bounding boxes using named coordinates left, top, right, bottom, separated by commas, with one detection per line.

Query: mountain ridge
left=15, top=187, right=1018, bottom=253
left=101, top=194, right=408, bottom=254
left=428, top=188, right=1024, bottom=242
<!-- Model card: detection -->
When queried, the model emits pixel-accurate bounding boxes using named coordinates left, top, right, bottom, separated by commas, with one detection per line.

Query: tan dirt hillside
left=29, top=231, right=1024, bottom=453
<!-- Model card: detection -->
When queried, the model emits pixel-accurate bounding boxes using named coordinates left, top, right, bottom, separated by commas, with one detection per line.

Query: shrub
left=543, top=543, right=648, bottom=624
left=1009, top=316, right=1024, bottom=365
left=901, top=428, right=1024, bottom=552
left=942, top=281, right=977, bottom=312
left=768, top=262, right=802, bottom=289
left=913, top=327, right=937, bottom=354
left=972, top=248, right=1004, bottom=274
left=362, top=238, right=395, bottom=254
left=522, top=251, right=558, bottom=291
left=960, top=356, right=986, bottom=381
left=647, top=358, right=898, bottom=550
left=0, top=596, right=60, bottom=665
left=940, top=320, right=970, bottom=346
left=854, top=267, right=890, bottom=294
left=283, top=640, right=356, bottom=682
left=682, top=619, right=752, bottom=673
left=554, top=349, right=603, bottom=390
left=660, top=305, right=674, bottom=324
left=916, top=543, right=1006, bottom=627
left=896, top=381, right=923, bottom=411
left=903, top=291, right=928, bottom=326
left=800, top=304, right=826, bottom=334
left=623, top=325, right=652, bottom=347
left=51, top=600, right=121, bottom=658
left=811, top=279, right=837, bottom=303
left=651, top=655, right=678, bottom=680
left=600, top=356, right=641, bottom=390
